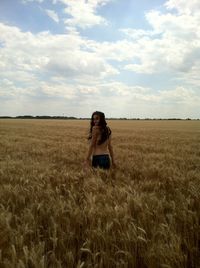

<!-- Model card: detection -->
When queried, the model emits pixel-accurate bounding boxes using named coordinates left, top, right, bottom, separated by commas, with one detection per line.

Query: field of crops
left=0, top=119, right=199, bottom=267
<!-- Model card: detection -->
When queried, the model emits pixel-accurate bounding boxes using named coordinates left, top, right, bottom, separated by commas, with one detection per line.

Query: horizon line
left=0, top=116, right=199, bottom=120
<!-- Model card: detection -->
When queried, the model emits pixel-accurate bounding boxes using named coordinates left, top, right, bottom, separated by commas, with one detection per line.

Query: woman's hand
left=83, top=159, right=91, bottom=169
left=112, top=161, right=117, bottom=168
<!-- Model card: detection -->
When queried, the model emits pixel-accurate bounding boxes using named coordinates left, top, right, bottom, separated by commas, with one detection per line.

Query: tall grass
left=0, top=119, right=199, bottom=267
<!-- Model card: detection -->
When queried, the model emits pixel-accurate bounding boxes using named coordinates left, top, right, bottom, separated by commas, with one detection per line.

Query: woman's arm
left=108, top=134, right=116, bottom=167
left=85, top=126, right=99, bottom=163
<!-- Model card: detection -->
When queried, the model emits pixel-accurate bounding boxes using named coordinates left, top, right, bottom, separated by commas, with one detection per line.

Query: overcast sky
left=0, top=0, right=200, bottom=118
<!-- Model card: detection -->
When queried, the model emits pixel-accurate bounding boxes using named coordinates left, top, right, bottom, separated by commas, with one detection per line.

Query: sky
left=0, top=0, right=200, bottom=118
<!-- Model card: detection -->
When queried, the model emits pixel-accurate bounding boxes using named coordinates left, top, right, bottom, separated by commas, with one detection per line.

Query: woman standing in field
left=84, top=111, right=116, bottom=170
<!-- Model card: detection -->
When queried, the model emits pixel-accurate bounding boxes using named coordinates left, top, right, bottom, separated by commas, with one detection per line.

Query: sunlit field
left=0, top=119, right=199, bottom=268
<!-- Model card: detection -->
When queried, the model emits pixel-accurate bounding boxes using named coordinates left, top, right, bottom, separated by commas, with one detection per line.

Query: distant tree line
left=0, top=116, right=199, bottom=120
left=0, top=115, right=76, bottom=119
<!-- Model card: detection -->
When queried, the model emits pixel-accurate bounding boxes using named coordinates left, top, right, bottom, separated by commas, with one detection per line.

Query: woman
left=84, top=111, right=116, bottom=170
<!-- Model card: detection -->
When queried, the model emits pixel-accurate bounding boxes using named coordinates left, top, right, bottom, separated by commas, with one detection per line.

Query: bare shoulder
left=92, top=126, right=101, bottom=130
left=92, top=126, right=101, bottom=134
left=107, top=126, right=112, bottom=134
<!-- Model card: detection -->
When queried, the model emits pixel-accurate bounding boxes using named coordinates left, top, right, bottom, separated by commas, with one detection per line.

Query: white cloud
left=0, top=78, right=35, bottom=98
left=45, top=51, right=118, bottom=78
left=74, top=83, right=200, bottom=118
left=84, top=39, right=138, bottom=62
left=0, top=22, right=118, bottom=86
left=40, top=82, right=76, bottom=99
left=22, top=0, right=44, bottom=3
left=1, top=0, right=200, bottom=118
left=57, top=0, right=112, bottom=28
left=77, top=85, right=100, bottom=95
left=157, top=87, right=200, bottom=105
left=20, top=0, right=200, bottom=86
left=45, top=9, right=59, bottom=23
left=165, top=0, right=200, bottom=14
left=120, top=28, right=160, bottom=39
left=99, top=82, right=200, bottom=106
left=117, top=3, right=200, bottom=90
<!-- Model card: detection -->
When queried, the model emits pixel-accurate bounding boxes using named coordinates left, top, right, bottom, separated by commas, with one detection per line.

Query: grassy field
left=0, top=119, right=199, bottom=268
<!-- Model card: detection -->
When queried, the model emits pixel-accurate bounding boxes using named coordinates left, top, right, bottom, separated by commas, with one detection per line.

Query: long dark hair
left=88, top=111, right=111, bottom=145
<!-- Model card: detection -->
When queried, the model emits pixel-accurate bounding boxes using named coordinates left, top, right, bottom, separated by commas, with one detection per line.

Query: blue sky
left=0, top=0, right=200, bottom=118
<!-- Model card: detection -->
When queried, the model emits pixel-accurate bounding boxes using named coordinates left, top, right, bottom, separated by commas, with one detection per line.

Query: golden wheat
left=0, top=119, right=199, bottom=267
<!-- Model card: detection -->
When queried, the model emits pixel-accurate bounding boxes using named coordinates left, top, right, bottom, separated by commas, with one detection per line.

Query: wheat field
left=0, top=119, right=199, bottom=268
